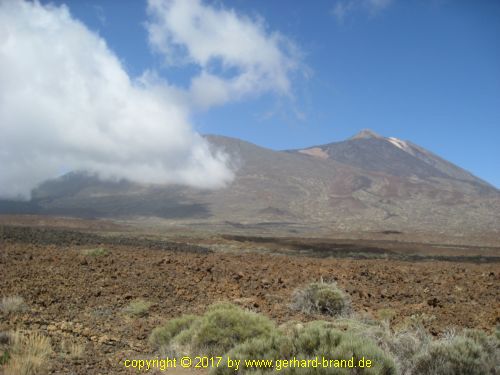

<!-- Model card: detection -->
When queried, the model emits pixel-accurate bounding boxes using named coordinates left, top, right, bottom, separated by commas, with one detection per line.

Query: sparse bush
left=81, top=247, right=108, bottom=257
left=291, top=281, right=351, bottom=317
left=5, top=331, right=52, bottom=375
left=122, top=299, right=152, bottom=317
left=1, top=296, right=26, bottom=314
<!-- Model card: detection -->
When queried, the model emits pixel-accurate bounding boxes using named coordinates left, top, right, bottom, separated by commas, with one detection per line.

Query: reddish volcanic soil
left=0, top=224, right=499, bottom=374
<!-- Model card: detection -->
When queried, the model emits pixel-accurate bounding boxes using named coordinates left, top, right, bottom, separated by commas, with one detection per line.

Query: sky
left=0, top=0, right=499, bottom=197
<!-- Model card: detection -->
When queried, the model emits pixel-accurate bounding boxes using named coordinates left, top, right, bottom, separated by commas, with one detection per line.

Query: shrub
left=150, top=302, right=499, bottom=375
left=5, top=331, right=52, bottom=375
left=122, top=299, right=152, bottom=317
left=335, top=317, right=428, bottom=374
left=150, top=303, right=275, bottom=357
left=409, top=329, right=500, bottom=375
left=382, top=329, right=427, bottom=374
left=149, top=314, right=199, bottom=349
left=213, top=320, right=396, bottom=375
left=461, top=328, right=500, bottom=364
left=291, top=281, right=351, bottom=317
left=412, top=335, right=489, bottom=375
left=1, top=296, right=26, bottom=314
left=183, top=303, right=276, bottom=356
left=82, top=247, right=108, bottom=257
left=350, top=317, right=500, bottom=375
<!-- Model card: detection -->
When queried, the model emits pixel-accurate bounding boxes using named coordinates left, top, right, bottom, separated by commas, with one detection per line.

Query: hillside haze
left=2, top=130, right=499, bottom=235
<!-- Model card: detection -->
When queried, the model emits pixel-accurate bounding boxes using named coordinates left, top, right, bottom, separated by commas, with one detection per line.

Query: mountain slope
left=1, top=131, right=498, bottom=235
left=292, top=129, right=493, bottom=191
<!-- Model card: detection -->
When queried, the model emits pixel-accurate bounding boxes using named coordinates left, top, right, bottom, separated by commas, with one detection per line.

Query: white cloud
left=0, top=0, right=234, bottom=199
left=146, top=0, right=300, bottom=109
left=332, top=0, right=394, bottom=23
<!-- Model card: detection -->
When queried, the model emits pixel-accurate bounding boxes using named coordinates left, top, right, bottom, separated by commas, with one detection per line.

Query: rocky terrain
left=0, top=219, right=499, bottom=374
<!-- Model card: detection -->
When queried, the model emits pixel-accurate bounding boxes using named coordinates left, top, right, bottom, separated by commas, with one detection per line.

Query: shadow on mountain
left=0, top=199, right=211, bottom=220
left=0, top=200, right=42, bottom=215
left=0, top=171, right=212, bottom=220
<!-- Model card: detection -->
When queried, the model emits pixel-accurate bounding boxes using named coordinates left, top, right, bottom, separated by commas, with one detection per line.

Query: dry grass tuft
left=122, top=299, right=152, bottom=317
left=1, top=296, right=26, bottom=314
left=5, top=331, right=52, bottom=375
left=61, top=340, right=84, bottom=360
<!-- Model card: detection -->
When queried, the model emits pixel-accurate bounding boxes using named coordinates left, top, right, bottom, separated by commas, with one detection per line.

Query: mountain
left=293, top=129, right=492, bottom=188
left=1, top=130, right=499, bottom=235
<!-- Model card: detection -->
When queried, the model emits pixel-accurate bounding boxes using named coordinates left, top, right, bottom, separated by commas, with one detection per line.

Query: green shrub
left=150, top=302, right=499, bottom=375
left=334, top=317, right=427, bottom=374
left=150, top=303, right=275, bottom=357
left=461, top=328, right=499, bottom=363
left=291, top=281, right=351, bottom=317
left=412, top=335, right=489, bottom=375
left=122, top=299, right=152, bottom=317
left=149, top=314, right=198, bottom=349
left=356, top=319, right=499, bottom=375
left=186, top=303, right=276, bottom=356
left=213, top=320, right=396, bottom=375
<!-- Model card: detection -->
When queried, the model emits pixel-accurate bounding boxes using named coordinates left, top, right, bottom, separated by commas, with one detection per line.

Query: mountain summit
left=295, top=131, right=492, bottom=188
left=2, top=131, right=498, bottom=235
left=350, top=129, right=383, bottom=140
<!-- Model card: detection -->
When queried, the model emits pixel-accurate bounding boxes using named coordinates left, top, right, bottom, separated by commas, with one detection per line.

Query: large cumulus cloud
left=0, top=0, right=300, bottom=199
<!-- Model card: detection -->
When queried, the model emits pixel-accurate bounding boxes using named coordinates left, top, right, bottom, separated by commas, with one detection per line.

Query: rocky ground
left=0, top=222, right=499, bottom=374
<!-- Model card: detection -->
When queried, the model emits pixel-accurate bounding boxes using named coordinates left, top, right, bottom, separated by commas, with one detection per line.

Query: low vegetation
left=1, top=296, right=26, bottom=314
left=4, top=331, right=52, bottom=375
left=149, top=314, right=198, bottom=349
left=60, top=340, right=84, bottom=360
left=150, top=303, right=275, bottom=356
left=149, top=281, right=499, bottom=375
left=291, top=281, right=351, bottom=317
left=122, top=299, right=152, bottom=317
left=215, top=320, right=397, bottom=374
left=412, top=329, right=500, bottom=375
left=81, top=247, right=108, bottom=257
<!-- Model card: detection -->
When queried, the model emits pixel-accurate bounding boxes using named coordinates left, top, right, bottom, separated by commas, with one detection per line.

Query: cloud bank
left=0, top=0, right=299, bottom=199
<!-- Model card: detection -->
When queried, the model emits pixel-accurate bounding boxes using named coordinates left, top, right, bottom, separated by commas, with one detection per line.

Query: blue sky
left=38, top=1, right=500, bottom=187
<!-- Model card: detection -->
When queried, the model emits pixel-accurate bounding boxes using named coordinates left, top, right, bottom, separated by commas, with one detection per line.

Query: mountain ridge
left=290, top=129, right=494, bottom=190
left=1, top=130, right=498, bottom=235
